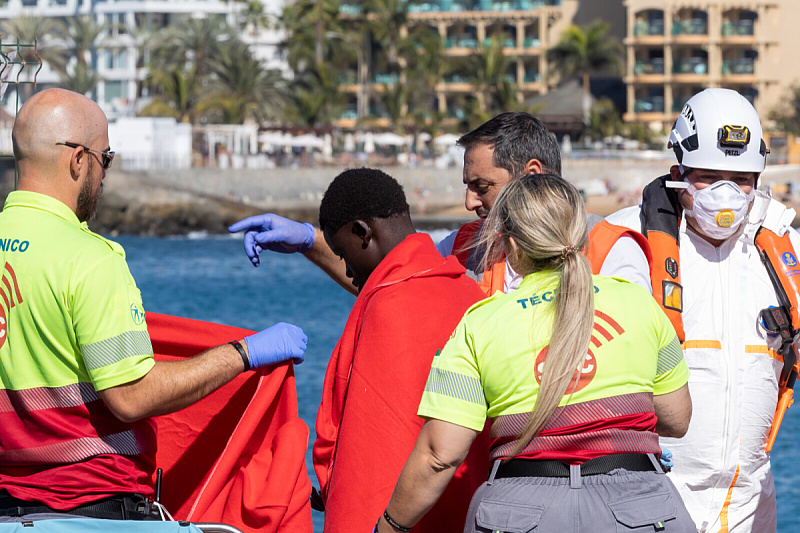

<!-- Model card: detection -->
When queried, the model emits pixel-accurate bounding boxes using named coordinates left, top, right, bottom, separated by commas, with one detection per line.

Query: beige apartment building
left=623, top=0, right=800, bottom=130
left=335, top=0, right=583, bottom=127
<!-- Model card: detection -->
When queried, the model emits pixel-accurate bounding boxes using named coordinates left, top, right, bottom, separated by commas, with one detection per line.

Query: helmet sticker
left=681, top=104, right=696, bottom=132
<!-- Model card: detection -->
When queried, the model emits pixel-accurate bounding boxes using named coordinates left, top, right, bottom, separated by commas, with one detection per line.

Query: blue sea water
left=117, top=233, right=800, bottom=532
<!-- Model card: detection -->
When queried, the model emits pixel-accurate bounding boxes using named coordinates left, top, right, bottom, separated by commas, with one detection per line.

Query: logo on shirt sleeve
left=130, top=303, right=145, bottom=325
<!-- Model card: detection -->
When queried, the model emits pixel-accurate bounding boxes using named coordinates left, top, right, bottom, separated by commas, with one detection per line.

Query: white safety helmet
left=668, top=88, right=768, bottom=173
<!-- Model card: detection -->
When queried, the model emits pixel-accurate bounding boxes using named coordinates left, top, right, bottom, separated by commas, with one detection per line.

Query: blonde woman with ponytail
left=375, top=175, right=694, bottom=533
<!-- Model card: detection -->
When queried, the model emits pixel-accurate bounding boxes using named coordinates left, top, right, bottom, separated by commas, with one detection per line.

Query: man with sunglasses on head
left=0, top=88, right=308, bottom=522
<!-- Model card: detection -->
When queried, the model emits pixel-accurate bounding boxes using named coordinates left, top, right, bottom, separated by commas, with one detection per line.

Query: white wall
left=109, top=117, right=191, bottom=169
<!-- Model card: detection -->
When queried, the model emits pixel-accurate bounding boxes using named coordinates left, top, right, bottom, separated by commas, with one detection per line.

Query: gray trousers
left=464, top=456, right=695, bottom=532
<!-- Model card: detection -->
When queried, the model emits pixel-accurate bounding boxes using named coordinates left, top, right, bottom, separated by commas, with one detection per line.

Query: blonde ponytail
left=476, top=174, right=595, bottom=456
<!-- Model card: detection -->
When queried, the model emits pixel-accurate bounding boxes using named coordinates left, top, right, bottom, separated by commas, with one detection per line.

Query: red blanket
left=313, top=233, right=490, bottom=533
left=148, top=312, right=312, bottom=533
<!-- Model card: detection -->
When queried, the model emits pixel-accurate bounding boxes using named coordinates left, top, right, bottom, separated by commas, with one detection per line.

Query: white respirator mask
left=683, top=180, right=754, bottom=240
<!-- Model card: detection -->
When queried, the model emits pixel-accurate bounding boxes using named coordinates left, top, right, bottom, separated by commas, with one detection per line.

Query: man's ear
left=351, top=220, right=372, bottom=249
left=69, top=146, right=85, bottom=181
left=668, top=165, right=682, bottom=181
left=523, top=158, right=543, bottom=177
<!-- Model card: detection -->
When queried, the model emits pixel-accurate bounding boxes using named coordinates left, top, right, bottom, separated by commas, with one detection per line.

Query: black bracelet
left=383, top=509, right=411, bottom=532
left=230, top=340, right=250, bottom=371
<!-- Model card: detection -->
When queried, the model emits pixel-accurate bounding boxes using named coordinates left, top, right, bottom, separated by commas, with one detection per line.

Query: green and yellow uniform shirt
left=419, top=271, right=689, bottom=462
left=0, top=191, right=156, bottom=508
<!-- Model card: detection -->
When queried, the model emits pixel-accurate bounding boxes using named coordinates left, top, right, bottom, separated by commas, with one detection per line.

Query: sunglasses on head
left=56, top=141, right=115, bottom=170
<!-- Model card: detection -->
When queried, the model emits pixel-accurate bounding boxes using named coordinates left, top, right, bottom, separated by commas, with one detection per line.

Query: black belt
left=495, top=453, right=661, bottom=479
left=0, top=491, right=159, bottom=520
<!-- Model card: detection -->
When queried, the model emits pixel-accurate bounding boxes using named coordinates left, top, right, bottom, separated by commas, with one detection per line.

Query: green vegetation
left=0, top=7, right=631, bottom=136
left=770, top=85, right=800, bottom=136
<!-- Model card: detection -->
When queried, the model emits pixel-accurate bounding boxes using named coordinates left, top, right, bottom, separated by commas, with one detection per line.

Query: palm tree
left=59, top=61, right=102, bottom=96
left=402, top=24, right=447, bottom=136
left=1, top=15, right=66, bottom=72
left=282, top=0, right=341, bottom=66
left=54, top=15, right=104, bottom=97
left=1, top=15, right=66, bottom=100
left=471, top=35, right=515, bottom=114
left=199, top=39, right=285, bottom=124
left=151, top=16, right=231, bottom=78
left=770, top=84, right=800, bottom=135
left=548, top=21, right=622, bottom=124
left=286, top=62, right=343, bottom=128
left=139, top=66, right=199, bottom=122
left=365, top=0, right=407, bottom=67
left=142, top=16, right=233, bottom=124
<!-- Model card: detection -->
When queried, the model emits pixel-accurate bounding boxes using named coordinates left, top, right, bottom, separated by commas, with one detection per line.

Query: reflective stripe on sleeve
left=80, top=330, right=153, bottom=370
left=424, top=367, right=486, bottom=406
left=657, top=336, right=684, bottom=376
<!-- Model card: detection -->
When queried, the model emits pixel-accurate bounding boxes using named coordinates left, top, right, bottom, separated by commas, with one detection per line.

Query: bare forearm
left=98, top=343, right=245, bottom=422
left=377, top=420, right=477, bottom=533
left=377, top=449, right=459, bottom=532
left=654, top=385, right=692, bottom=438
left=303, top=228, right=357, bottom=295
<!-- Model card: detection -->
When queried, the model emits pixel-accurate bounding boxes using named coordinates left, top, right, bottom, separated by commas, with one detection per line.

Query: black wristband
left=230, top=340, right=250, bottom=371
left=383, top=509, right=411, bottom=532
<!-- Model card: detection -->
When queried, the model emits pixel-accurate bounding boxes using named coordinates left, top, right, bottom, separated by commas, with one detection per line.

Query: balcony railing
left=633, top=20, right=664, bottom=36
left=634, top=97, right=665, bottom=113
left=633, top=59, right=664, bottom=75
left=373, top=74, right=399, bottom=84
left=722, top=58, right=755, bottom=75
left=407, top=0, right=558, bottom=13
left=484, top=36, right=516, bottom=48
left=672, top=19, right=708, bottom=35
left=339, top=3, right=363, bottom=14
left=673, top=58, right=707, bottom=75
left=444, top=74, right=471, bottom=83
left=524, top=71, right=541, bottom=83
left=721, top=20, right=754, bottom=36
left=337, top=72, right=358, bottom=85
left=523, top=36, right=540, bottom=48
left=445, top=36, right=478, bottom=48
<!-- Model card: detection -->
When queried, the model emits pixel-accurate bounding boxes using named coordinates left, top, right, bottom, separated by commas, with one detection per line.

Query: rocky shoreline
left=4, top=159, right=796, bottom=236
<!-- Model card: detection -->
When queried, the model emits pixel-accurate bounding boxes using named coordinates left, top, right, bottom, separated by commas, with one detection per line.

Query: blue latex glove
left=228, top=214, right=316, bottom=266
left=660, top=447, right=673, bottom=471
left=244, top=322, right=307, bottom=369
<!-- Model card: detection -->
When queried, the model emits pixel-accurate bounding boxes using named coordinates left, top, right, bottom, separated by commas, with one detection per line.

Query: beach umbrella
left=258, top=132, right=289, bottom=145
left=344, top=133, right=355, bottom=152
left=291, top=134, right=325, bottom=149
left=323, top=134, right=333, bottom=158
left=433, top=133, right=459, bottom=147
left=364, top=132, right=375, bottom=154
left=372, top=132, right=408, bottom=147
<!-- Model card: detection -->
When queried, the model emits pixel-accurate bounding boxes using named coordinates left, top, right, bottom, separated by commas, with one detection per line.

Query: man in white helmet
left=607, top=88, right=798, bottom=532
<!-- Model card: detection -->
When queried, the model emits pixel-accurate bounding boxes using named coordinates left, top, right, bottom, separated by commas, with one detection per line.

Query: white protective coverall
left=607, top=197, right=800, bottom=533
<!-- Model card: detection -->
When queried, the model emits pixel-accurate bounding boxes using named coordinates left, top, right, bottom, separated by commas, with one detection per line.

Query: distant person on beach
left=375, top=174, right=693, bottom=533
left=0, top=88, right=307, bottom=521
left=302, top=168, right=488, bottom=532
left=229, top=113, right=652, bottom=297
left=607, top=88, right=798, bottom=532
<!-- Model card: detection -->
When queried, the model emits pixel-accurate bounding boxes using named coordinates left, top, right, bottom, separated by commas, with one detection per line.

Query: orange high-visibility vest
left=453, top=219, right=652, bottom=297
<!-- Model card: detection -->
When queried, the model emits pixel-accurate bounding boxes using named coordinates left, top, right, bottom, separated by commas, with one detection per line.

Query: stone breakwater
left=7, top=157, right=791, bottom=236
